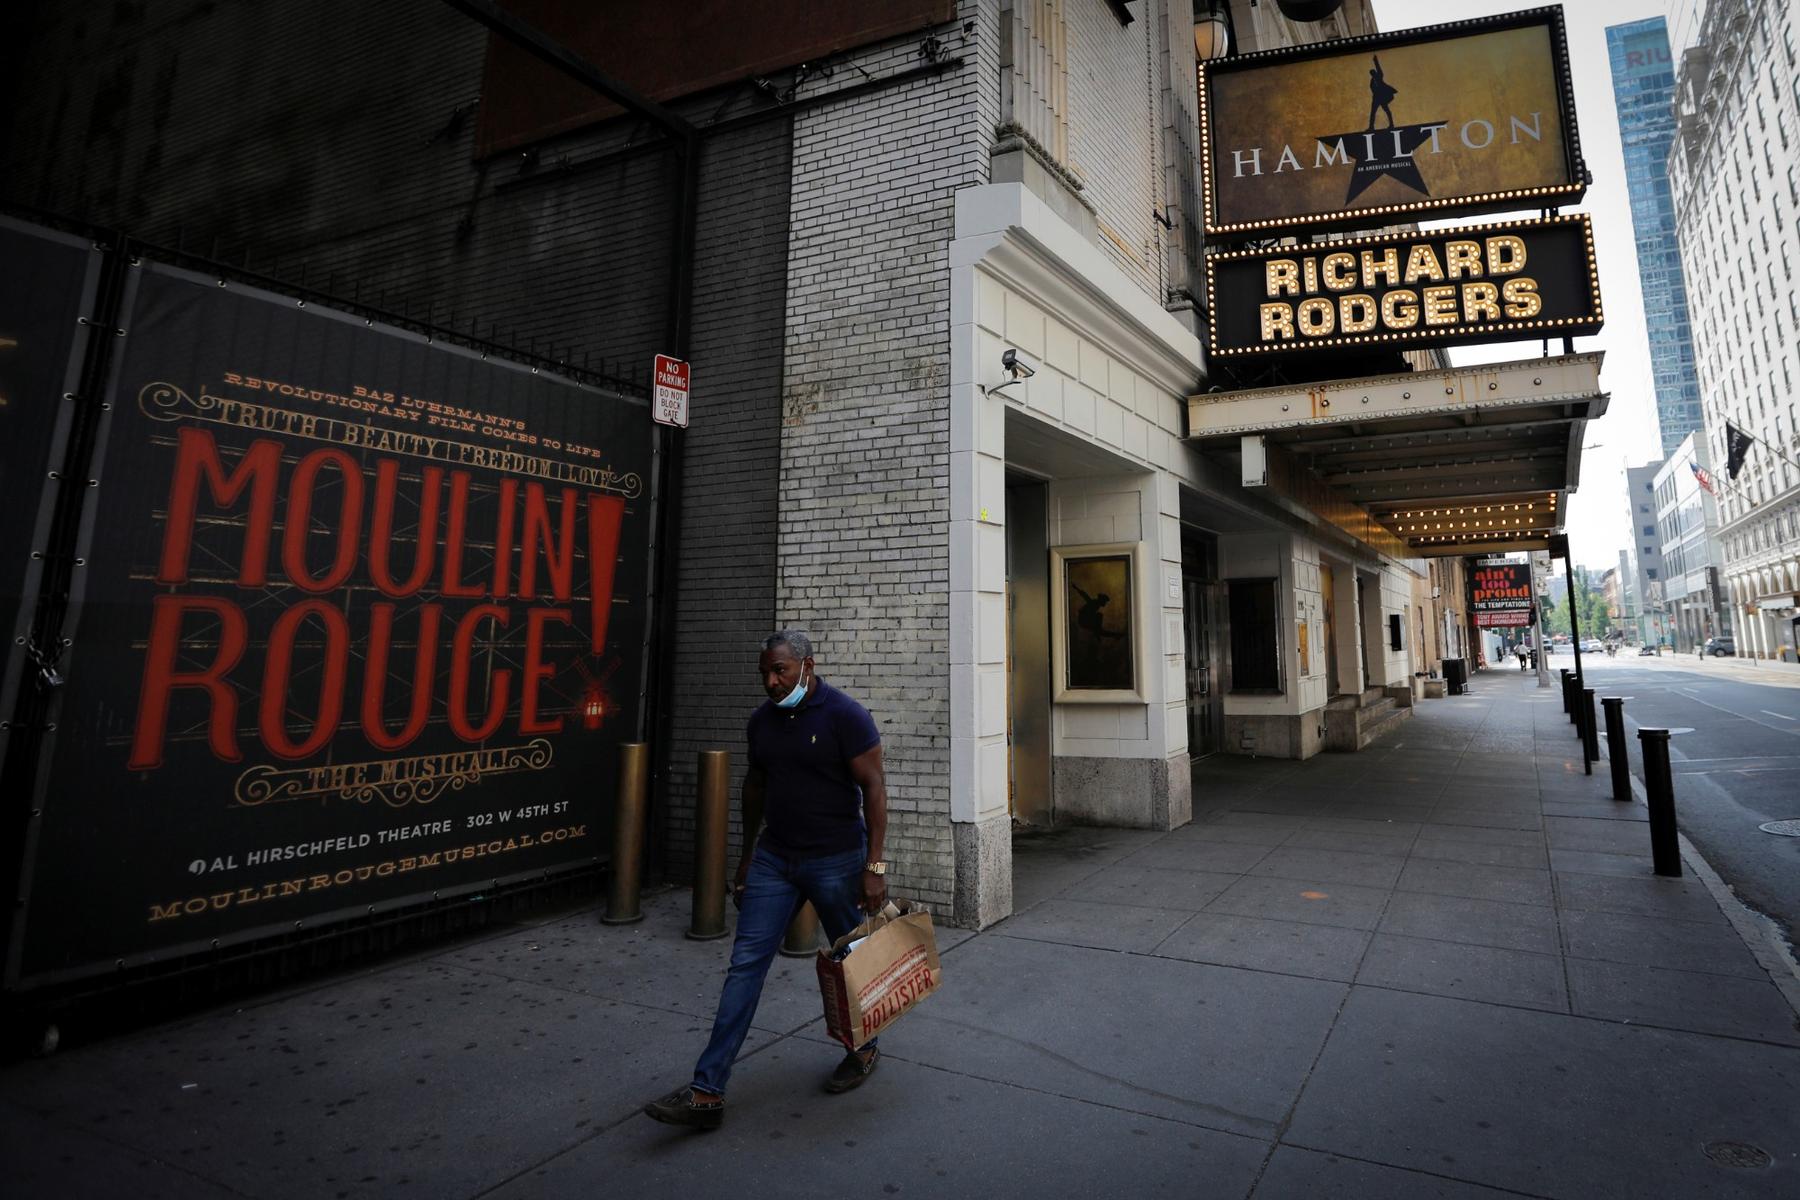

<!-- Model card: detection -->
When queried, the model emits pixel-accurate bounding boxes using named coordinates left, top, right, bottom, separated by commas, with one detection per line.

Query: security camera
left=1001, top=348, right=1038, bottom=380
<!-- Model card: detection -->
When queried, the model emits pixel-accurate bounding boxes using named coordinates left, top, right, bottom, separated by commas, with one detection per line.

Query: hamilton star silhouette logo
left=1315, top=54, right=1447, bottom=205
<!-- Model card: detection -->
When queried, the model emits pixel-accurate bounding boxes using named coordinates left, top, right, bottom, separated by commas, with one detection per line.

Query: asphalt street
left=1544, top=650, right=1800, bottom=946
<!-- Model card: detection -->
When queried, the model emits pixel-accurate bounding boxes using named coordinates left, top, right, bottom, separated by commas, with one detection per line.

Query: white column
left=948, top=260, right=1012, bottom=926
left=1531, top=552, right=1551, bottom=687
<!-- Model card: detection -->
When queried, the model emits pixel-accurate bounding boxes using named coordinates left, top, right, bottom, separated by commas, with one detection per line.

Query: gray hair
left=761, top=629, right=813, bottom=660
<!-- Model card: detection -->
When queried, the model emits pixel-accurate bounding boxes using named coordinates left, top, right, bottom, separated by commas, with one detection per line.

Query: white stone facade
left=1668, top=0, right=1800, bottom=658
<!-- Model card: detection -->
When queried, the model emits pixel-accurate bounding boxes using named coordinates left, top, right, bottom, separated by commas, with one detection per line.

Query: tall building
left=1606, top=17, right=1704, bottom=455
left=1617, top=547, right=1639, bottom=635
left=1626, top=460, right=1668, bottom=645
left=1652, top=432, right=1732, bottom=652
left=1599, top=567, right=1621, bottom=632
left=1668, top=0, right=1800, bottom=659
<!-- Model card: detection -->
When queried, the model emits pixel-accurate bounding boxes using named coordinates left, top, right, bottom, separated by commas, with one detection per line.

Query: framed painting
left=1050, top=543, right=1146, bottom=703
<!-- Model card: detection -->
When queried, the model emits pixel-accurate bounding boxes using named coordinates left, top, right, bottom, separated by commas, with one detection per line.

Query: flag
left=1690, top=461, right=1718, bottom=497
left=1725, top=421, right=1754, bottom=480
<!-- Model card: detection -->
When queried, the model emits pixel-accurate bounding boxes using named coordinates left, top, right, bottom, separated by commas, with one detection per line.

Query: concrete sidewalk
left=4, top=669, right=1798, bottom=1198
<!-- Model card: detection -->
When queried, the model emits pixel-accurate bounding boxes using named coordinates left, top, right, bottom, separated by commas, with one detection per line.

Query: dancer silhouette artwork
left=1070, top=582, right=1128, bottom=687
left=1367, top=55, right=1397, bottom=131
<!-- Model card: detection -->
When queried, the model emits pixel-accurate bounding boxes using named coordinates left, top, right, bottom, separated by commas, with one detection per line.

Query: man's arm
left=732, top=765, right=766, bottom=904
left=848, top=744, right=889, bottom=912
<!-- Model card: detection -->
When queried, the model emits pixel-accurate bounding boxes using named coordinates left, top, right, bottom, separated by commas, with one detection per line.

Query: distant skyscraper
left=1625, top=459, right=1667, bottom=646
left=1606, top=17, right=1704, bottom=456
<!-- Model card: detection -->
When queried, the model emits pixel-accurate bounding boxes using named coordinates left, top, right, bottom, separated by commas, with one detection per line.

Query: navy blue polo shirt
left=747, top=677, right=881, bottom=856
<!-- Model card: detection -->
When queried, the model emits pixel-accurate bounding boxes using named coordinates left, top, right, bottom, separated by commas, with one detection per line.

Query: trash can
left=1442, top=657, right=1468, bottom=695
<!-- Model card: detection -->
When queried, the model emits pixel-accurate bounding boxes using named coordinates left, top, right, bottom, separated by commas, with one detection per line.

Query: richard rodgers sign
left=1198, top=7, right=1586, bottom=235
left=1205, top=215, right=1603, bottom=359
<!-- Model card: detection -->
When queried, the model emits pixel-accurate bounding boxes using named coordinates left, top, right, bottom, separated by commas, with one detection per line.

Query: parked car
left=1638, top=645, right=1658, bottom=656
left=1580, top=639, right=1604, bottom=653
left=1702, top=636, right=1735, bottom=657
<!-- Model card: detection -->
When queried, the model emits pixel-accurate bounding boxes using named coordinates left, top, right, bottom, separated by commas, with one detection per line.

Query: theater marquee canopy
left=1198, top=7, right=1586, bottom=236
left=1185, top=354, right=1606, bottom=558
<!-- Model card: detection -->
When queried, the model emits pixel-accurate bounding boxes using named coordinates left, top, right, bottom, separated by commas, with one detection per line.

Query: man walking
left=643, top=630, right=890, bottom=1130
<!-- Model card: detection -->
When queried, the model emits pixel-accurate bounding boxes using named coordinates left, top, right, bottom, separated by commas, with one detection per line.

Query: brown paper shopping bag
left=815, top=900, right=942, bottom=1049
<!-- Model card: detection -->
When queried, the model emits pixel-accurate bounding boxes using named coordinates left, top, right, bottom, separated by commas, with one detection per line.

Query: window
left=1647, top=568, right=1659, bottom=580
left=1227, top=578, right=1282, bottom=693
left=1643, top=525, right=1655, bottom=536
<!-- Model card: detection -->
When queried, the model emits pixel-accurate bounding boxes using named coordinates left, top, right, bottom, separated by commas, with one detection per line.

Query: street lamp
left=1194, top=1, right=1230, bottom=60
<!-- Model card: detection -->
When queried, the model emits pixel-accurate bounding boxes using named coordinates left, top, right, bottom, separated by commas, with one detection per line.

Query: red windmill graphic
left=572, top=654, right=623, bottom=732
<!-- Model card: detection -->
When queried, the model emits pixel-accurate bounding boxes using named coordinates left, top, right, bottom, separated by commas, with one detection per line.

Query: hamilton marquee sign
left=1206, top=215, right=1603, bottom=358
left=1199, top=7, right=1586, bottom=235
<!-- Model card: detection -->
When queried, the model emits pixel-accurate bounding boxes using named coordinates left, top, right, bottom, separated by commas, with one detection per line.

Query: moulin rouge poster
left=14, top=264, right=651, bottom=984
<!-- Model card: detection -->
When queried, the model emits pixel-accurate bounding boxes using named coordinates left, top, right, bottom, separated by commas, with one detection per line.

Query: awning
left=1185, top=353, right=1605, bottom=558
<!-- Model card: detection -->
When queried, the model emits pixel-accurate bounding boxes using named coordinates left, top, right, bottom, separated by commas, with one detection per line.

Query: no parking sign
left=652, top=353, right=689, bottom=428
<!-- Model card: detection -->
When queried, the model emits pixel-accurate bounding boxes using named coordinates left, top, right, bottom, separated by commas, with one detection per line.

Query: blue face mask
left=776, top=674, right=809, bottom=708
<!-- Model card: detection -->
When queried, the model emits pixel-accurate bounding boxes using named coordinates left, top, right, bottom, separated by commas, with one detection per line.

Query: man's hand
left=860, top=869, right=887, bottom=914
left=731, top=856, right=750, bottom=909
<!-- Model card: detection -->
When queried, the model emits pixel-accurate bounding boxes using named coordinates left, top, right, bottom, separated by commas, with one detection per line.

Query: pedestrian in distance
left=1516, top=642, right=1528, bottom=672
left=643, top=630, right=891, bottom=1131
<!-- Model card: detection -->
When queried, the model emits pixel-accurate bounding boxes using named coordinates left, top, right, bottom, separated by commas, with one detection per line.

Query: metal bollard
left=780, top=902, right=821, bottom=958
left=688, top=749, right=731, bottom=940
left=602, top=742, right=649, bottom=925
left=1580, top=687, right=1598, bottom=773
left=1638, top=728, right=1681, bottom=877
left=1560, top=669, right=1573, bottom=714
left=1601, top=698, right=1630, bottom=802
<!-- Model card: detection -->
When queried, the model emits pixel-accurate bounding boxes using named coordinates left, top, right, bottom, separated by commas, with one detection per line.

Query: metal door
left=1321, top=561, right=1340, bottom=696
left=1006, top=480, right=1052, bottom=825
left=1182, top=534, right=1224, bottom=759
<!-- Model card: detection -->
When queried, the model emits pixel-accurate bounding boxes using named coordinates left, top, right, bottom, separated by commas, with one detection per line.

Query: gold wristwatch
left=864, top=861, right=887, bottom=875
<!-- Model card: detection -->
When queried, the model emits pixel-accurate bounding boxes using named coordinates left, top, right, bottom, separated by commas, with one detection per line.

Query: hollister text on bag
left=815, top=900, right=942, bottom=1049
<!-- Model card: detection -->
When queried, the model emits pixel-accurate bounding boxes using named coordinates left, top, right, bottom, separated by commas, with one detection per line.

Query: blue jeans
left=691, top=841, right=873, bottom=1096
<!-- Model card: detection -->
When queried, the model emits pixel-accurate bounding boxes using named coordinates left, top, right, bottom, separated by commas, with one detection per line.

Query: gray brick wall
left=778, top=7, right=992, bottom=914
left=658, top=120, right=792, bottom=879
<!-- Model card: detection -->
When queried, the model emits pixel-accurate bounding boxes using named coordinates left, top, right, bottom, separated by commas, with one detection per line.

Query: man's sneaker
left=642, top=1086, right=724, bottom=1130
left=824, top=1046, right=880, bottom=1094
